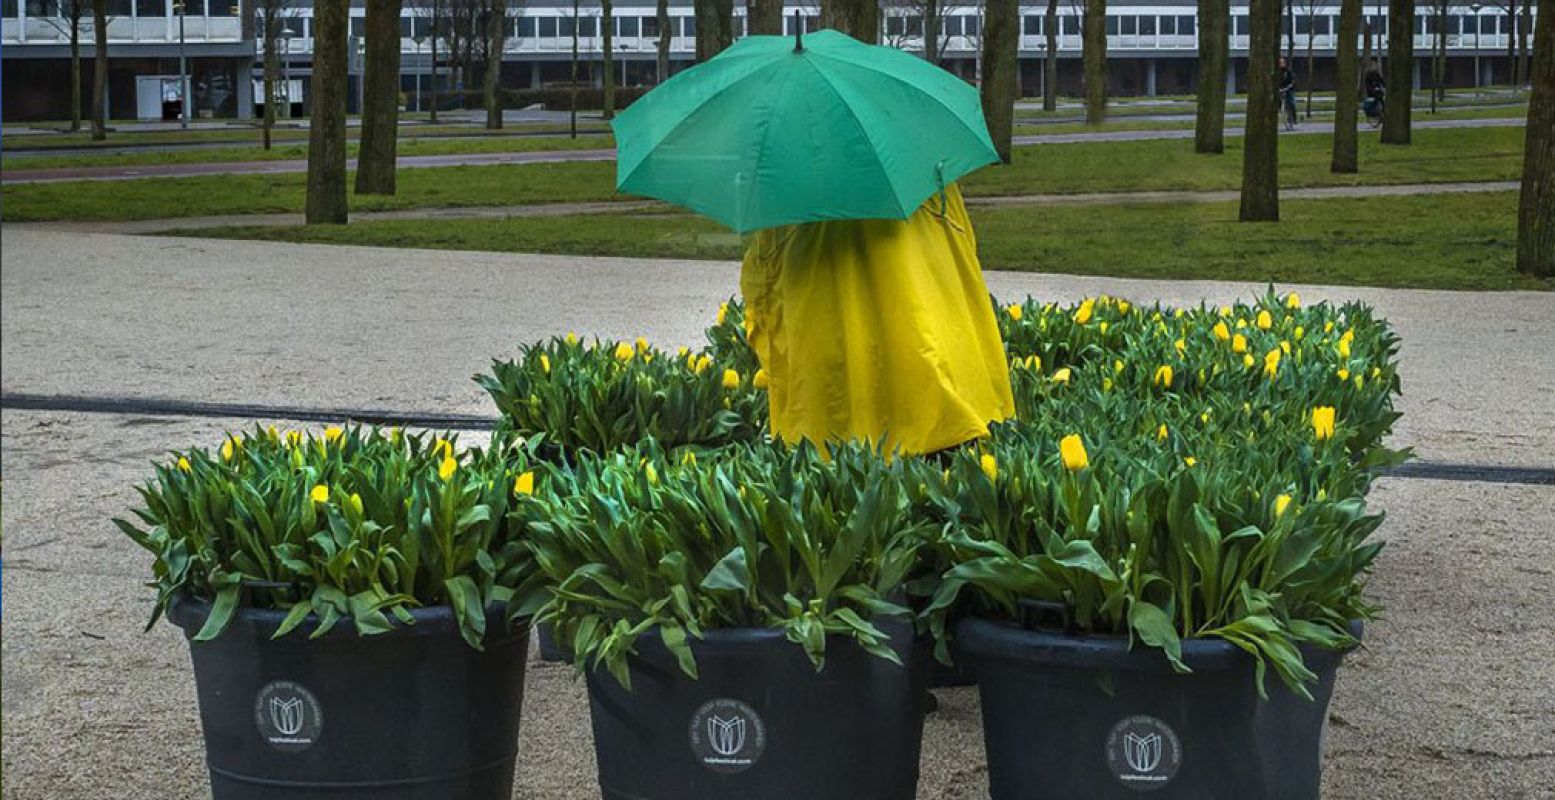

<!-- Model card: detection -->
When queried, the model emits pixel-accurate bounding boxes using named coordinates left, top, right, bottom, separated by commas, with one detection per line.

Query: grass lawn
left=1, top=125, right=1525, bottom=223
left=1013, top=102, right=1527, bottom=134
left=177, top=191, right=1551, bottom=292
left=0, top=132, right=616, bottom=171
left=0, top=121, right=611, bottom=153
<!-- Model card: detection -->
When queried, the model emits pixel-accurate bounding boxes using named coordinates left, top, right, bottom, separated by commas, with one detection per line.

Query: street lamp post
left=413, top=35, right=426, bottom=111
left=280, top=28, right=294, bottom=116
left=176, top=0, right=190, bottom=128
left=1469, top=1, right=1482, bottom=88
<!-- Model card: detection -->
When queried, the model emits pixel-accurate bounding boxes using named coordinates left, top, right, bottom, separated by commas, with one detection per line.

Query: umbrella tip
left=793, top=10, right=803, bottom=52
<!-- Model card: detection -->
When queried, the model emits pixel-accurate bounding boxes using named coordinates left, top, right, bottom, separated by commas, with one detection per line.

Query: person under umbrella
left=613, top=26, right=1014, bottom=456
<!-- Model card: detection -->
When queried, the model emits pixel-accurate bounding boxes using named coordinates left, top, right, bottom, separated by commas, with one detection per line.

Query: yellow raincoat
left=740, top=182, right=1014, bottom=456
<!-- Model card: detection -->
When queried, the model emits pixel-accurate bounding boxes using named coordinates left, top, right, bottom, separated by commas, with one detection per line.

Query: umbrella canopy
left=611, top=28, right=1000, bottom=233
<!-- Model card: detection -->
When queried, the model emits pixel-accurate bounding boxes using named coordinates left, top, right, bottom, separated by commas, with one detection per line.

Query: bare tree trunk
left=262, top=12, right=278, bottom=149
left=1196, top=0, right=1228, bottom=151
left=1284, top=0, right=1295, bottom=59
left=602, top=0, right=615, bottom=119
left=1507, top=0, right=1518, bottom=85
left=982, top=0, right=1018, bottom=161
left=1241, top=0, right=1280, bottom=220
left=924, top=0, right=941, bottom=62
left=1305, top=11, right=1315, bottom=116
left=570, top=0, right=579, bottom=136
left=658, top=0, right=672, bottom=81
left=1432, top=0, right=1445, bottom=110
left=90, top=0, right=108, bottom=141
left=483, top=0, right=504, bottom=129
left=1380, top=0, right=1412, bottom=143
left=1043, top=0, right=1058, bottom=111
left=821, top=0, right=878, bottom=42
left=428, top=0, right=439, bottom=122
left=1517, top=4, right=1531, bottom=87
left=1082, top=0, right=1106, bottom=123
left=306, top=0, right=349, bottom=224
left=69, top=13, right=84, bottom=132
left=356, top=0, right=402, bottom=194
left=747, top=0, right=781, bottom=34
left=1361, top=18, right=1371, bottom=73
left=694, top=0, right=733, bottom=60
left=1331, top=0, right=1361, bottom=172
left=1516, top=0, right=1552, bottom=274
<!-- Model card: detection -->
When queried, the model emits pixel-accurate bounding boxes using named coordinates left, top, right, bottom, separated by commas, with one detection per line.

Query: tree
left=658, top=0, right=672, bottom=82
left=39, top=0, right=91, bottom=132
left=822, top=0, right=879, bottom=41
left=1043, top=0, right=1058, bottom=111
left=1429, top=0, right=1447, bottom=110
left=1195, top=0, right=1229, bottom=152
left=981, top=0, right=1017, bottom=161
left=256, top=0, right=298, bottom=150
left=1331, top=0, right=1361, bottom=171
left=90, top=0, right=108, bottom=140
left=694, top=0, right=734, bottom=59
left=1081, top=0, right=1106, bottom=122
left=1240, top=0, right=1280, bottom=220
left=482, top=0, right=505, bottom=129
left=307, top=0, right=349, bottom=224
left=1380, top=0, right=1412, bottom=143
left=601, top=0, right=615, bottom=119
left=1300, top=0, right=1319, bottom=115
left=1516, top=0, right=1551, bottom=274
left=356, top=0, right=403, bottom=194
left=747, top=0, right=782, bottom=34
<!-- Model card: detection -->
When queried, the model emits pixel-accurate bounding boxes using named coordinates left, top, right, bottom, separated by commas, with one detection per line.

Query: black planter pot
left=956, top=616, right=1361, bottom=800
left=168, top=595, right=529, bottom=800
left=585, top=619, right=930, bottom=800
left=535, top=621, right=570, bottom=663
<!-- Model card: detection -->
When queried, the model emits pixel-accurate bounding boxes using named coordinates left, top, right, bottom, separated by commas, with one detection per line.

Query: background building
left=1, top=0, right=1538, bottom=122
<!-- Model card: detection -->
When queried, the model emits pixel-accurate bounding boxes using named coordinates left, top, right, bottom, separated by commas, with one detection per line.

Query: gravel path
left=0, top=116, right=1526, bottom=185
left=2, top=230, right=1553, bottom=798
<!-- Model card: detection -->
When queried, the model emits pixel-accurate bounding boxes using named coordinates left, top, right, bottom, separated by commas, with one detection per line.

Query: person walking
left=1279, top=57, right=1298, bottom=130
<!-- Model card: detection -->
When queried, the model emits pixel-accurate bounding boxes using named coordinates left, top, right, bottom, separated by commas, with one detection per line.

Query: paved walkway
left=1, top=229, right=1552, bottom=799
left=7, top=180, right=1521, bottom=235
left=1, top=116, right=1525, bottom=185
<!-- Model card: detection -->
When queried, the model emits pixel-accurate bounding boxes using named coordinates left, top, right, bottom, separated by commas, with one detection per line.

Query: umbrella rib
left=807, top=49, right=999, bottom=165
left=799, top=55, right=910, bottom=219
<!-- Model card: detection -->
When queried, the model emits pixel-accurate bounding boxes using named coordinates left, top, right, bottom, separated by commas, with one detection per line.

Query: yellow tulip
left=438, top=455, right=458, bottom=481
left=514, top=471, right=535, bottom=495
left=324, top=426, right=343, bottom=443
left=717, top=302, right=729, bottom=326
left=1099, top=321, right=1110, bottom=334
left=1294, top=325, right=1305, bottom=340
left=1059, top=434, right=1089, bottom=471
left=1213, top=321, right=1231, bottom=341
left=1052, top=367, right=1072, bottom=385
left=1117, top=300, right=1131, bottom=314
left=1257, top=310, right=1273, bottom=330
left=1184, top=456, right=1197, bottom=467
left=286, top=430, right=302, bottom=447
left=348, top=493, right=364, bottom=515
left=1074, top=299, right=1095, bottom=325
left=1312, top=406, right=1337, bottom=440
left=1157, top=424, right=1168, bottom=441
left=176, top=456, right=192, bottom=473
left=566, top=331, right=579, bottom=346
left=1114, top=359, right=1125, bottom=373
left=753, top=368, right=769, bottom=389
left=1287, top=293, right=1301, bottom=309
left=1243, top=354, right=1256, bottom=368
left=1218, top=306, right=1232, bottom=317
left=1337, top=337, right=1352, bottom=358
left=1232, top=334, right=1247, bottom=354
left=980, top=453, right=999, bottom=481
left=1354, top=374, right=1364, bottom=391
left=635, top=336, right=650, bottom=353
left=1153, top=365, right=1174, bottom=388
left=1336, top=368, right=1350, bottom=381
left=311, top=484, right=330, bottom=504
left=1025, top=355, right=1042, bottom=371
left=1007, top=303, right=1023, bottom=321
left=220, top=439, right=235, bottom=462
left=1263, top=348, right=1282, bottom=380
left=645, top=463, right=660, bottom=486
left=540, top=353, right=552, bottom=373
left=694, top=355, right=712, bottom=374
left=721, top=369, right=741, bottom=390
left=613, top=342, right=635, bottom=362
left=1102, top=377, right=1114, bottom=392
left=433, top=438, right=452, bottom=459
left=682, top=450, right=697, bottom=467
left=1324, top=321, right=1335, bottom=333
left=1280, top=340, right=1291, bottom=355
left=1275, top=494, right=1292, bottom=516
left=1174, top=338, right=1186, bottom=355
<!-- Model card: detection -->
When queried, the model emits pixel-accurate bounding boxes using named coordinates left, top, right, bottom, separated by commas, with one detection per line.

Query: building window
left=1121, top=15, right=1136, bottom=34
left=1234, top=14, right=1248, bottom=35
left=943, top=15, right=962, bottom=35
left=208, top=0, right=234, bottom=16
left=886, top=15, right=904, bottom=35
left=682, top=14, right=694, bottom=36
left=2, top=0, right=17, bottom=17
left=135, top=0, right=162, bottom=18
left=1177, top=15, right=1194, bottom=35
left=538, top=14, right=556, bottom=36
left=642, top=14, right=657, bottom=36
left=1061, top=14, right=1077, bottom=35
left=1315, top=15, right=1330, bottom=34
left=1022, top=14, right=1040, bottom=35
left=516, top=15, right=534, bottom=36
left=558, top=14, right=573, bottom=36
left=1105, top=15, right=1118, bottom=35
left=1139, top=15, right=1155, bottom=34
left=350, top=16, right=366, bottom=36
left=616, top=15, right=637, bottom=35
left=1159, top=15, right=1175, bottom=34
left=965, top=14, right=979, bottom=35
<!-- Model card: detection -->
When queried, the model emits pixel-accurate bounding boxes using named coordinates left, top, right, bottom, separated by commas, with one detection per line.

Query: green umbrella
left=611, top=27, right=1000, bottom=233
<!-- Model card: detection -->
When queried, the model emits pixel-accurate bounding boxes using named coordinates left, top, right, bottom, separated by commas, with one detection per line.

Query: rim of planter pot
left=167, top=593, right=522, bottom=643
left=955, top=615, right=1362, bottom=674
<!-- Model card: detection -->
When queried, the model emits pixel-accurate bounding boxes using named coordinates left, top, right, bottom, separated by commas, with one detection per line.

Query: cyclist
left=1363, top=66, right=1386, bottom=126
